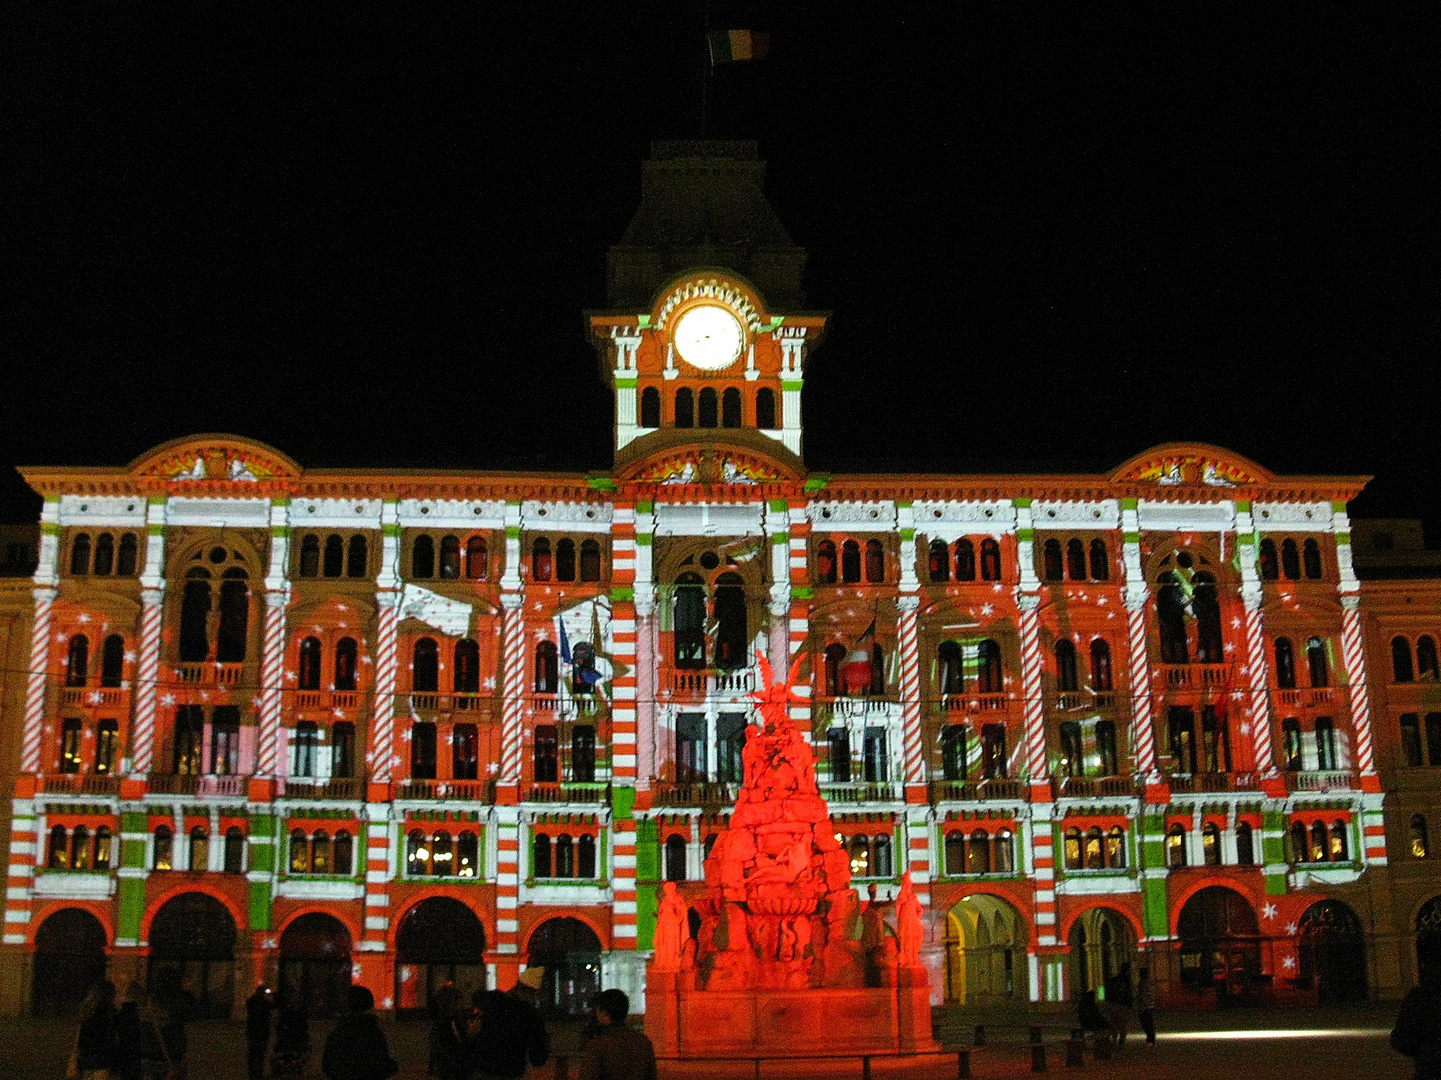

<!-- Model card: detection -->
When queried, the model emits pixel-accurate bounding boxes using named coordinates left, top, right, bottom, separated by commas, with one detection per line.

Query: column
left=766, top=499, right=791, bottom=672
left=496, top=502, right=526, bottom=793
left=356, top=803, right=395, bottom=984
left=493, top=806, right=522, bottom=987
left=19, top=497, right=61, bottom=775
left=610, top=503, right=639, bottom=790
left=1234, top=502, right=1275, bottom=776
left=366, top=500, right=403, bottom=785
left=634, top=502, right=657, bottom=788
left=1119, top=499, right=1158, bottom=778
left=777, top=326, right=806, bottom=457
left=128, top=497, right=167, bottom=776
left=786, top=499, right=811, bottom=736
left=255, top=499, right=290, bottom=779
left=896, top=502, right=926, bottom=799
left=611, top=328, right=643, bottom=451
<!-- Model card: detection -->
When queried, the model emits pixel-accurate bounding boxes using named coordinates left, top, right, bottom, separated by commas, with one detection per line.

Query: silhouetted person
left=113, top=982, right=146, bottom=1080
left=577, top=989, right=656, bottom=1080
left=469, top=969, right=549, bottom=1080
left=271, top=993, right=309, bottom=1077
left=246, top=984, right=276, bottom=1079
left=1392, top=954, right=1441, bottom=1080
left=321, top=986, right=397, bottom=1080
left=75, top=979, right=119, bottom=1080
left=426, top=982, right=466, bottom=1080
left=1135, top=968, right=1158, bottom=1046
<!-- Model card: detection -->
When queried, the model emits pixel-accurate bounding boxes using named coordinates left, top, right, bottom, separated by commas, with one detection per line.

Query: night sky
left=5, top=8, right=1437, bottom=532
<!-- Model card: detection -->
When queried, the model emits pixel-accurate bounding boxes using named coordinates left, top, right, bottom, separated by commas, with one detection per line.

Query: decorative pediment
left=1110, top=444, right=1271, bottom=489
left=613, top=429, right=805, bottom=488
left=129, top=436, right=302, bottom=486
left=653, top=275, right=769, bottom=333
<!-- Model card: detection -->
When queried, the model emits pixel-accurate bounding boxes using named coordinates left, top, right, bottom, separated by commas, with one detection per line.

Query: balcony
left=59, top=686, right=129, bottom=709
left=527, top=694, right=601, bottom=718
left=38, top=773, right=121, bottom=796
left=524, top=782, right=610, bottom=805
left=819, top=781, right=903, bottom=804
left=668, top=668, right=756, bottom=701
left=1166, top=771, right=1258, bottom=794
left=1052, top=775, right=1138, bottom=799
left=1277, top=687, right=1337, bottom=710
left=936, top=693, right=1011, bottom=716
left=814, top=697, right=901, bottom=726
left=407, top=692, right=500, bottom=717
left=1287, top=770, right=1353, bottom=794
left=651, top=782, right=737, bottom=808
left=928, top=778, right=1024, bottom=803
left=1158, top=664, right=1231, bottom=692
left=146, top=773, right=248, bottom=797
left=281, top=777, right=367, bottom=800
left=174, top=663, right=244, bottom=687
left=394, top=778, right=496, bottom=802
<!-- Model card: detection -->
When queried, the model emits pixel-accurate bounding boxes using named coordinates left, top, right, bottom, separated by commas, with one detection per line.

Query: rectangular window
left=1315, top=717, right=1337, bottom=770
left=940, top=725, right=967, bottom=781
left=410, top=722, right=437, bottom=779
left=95, top=720, right=119, bottom=774
left=1427, top=713, right=1441, bottom=767
left=533, top=724, right=558, bottom=783
left=211, top=706, right=240, bottom=775
left=715, top=713, right=746, bottom=783
left=1167, top=707, right=1196, bottom=773
left=571, top=725, right=596, bottom=783
left=173, top=706, right=204, bottom=775
left=828, top=728, right=852, bottom=783
left=1095, top=721, right=1117, bottom=776
left=676, top=713, right=706, bottom=783
left=452, top=723, right=479, bottom=780
left=332, top=721, right=355, bottom=779
left=1059, top=721, right=1083, bottom=778
left=981, top=723, right=1007, bottom=779
left=292, top=721, right=318, bottom=777
left=59, top=718, right=83, bottom=773
left=1282, top=718, right=1303, bottom=771
left=1401, top=714, right=1423, bottom=767
left=1201, top=706, right=1231, bottom=773
left=863, top=727, right=889, bottom=783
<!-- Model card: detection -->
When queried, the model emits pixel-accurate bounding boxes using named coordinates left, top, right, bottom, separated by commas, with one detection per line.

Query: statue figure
left=653, top=881, right=690, bottom=972
left=895, top=870, right=924, bottom=968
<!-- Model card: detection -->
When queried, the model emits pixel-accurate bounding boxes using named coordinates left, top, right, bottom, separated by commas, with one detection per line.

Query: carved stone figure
left=895, top=870, right=923, bottom=968
left=653, top=880, right=689, bottom=972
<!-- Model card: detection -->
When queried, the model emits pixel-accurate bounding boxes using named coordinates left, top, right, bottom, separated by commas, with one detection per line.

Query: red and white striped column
left=497, top=594, right=526, bottom=787
left=1124, top=598, right=1157, bottom=776
left=129, top=498, right=168, bottom=776
left=1339, top=596, right=1377, bottom=781
left=255, top=593, right=289, bottom=776
left=788, top=501, right=811, bottom=735
left=19, top=586, right=56, bottom=776
left=1017, top=594, right=1047, bottom=785
left=611, top=503, right=639, bottom=788
left=1030, top=807, right=1057, bottom=948
left=366, top=593, right=401, bottom=783
left=361, top=807, right=393, bottom=958
left=897, top=595, right=925, bottom=787
left=494, top=808, right=522, bottom=979
left=1243, top=603, right=1276, bottom=774
left=3, top=794, right=37, bottom=945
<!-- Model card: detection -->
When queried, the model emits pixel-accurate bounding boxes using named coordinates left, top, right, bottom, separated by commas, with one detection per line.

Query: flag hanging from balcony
left=558, top=615, right=571, bottom=665
left=709, top=30, right=769, bottom=65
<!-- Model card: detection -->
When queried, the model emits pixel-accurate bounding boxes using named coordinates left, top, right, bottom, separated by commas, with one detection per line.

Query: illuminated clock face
left=674, top=305, right=743, bottom=370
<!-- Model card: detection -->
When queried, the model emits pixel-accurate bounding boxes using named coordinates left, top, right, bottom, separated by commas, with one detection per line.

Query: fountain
left=645, top=652, right=938, bottom=1059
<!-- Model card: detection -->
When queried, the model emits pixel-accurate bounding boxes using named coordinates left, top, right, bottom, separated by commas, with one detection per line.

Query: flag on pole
left=558, top=615, right=572, bottom=666
left=709, top=30, right=769, bottom=65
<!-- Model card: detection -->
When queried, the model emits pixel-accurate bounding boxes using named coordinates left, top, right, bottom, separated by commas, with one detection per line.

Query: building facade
left=3, top=142, right=1439, bottom=1018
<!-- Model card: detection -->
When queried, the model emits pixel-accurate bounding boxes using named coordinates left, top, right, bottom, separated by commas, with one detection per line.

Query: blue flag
left=558, top=616, right=572, bottom=665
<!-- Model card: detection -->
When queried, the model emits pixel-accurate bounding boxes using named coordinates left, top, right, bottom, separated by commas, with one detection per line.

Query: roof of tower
left=607, top=140, right=807, bottom=310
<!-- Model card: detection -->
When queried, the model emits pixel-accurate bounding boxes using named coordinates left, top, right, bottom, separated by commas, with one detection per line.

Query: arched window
left=578, top=834, right=597, bottom=877
left=1302, top=538, right=1322, bottom=579
left=153, top=826, right=173, bottom=871
left=224, top=827, right=244, bottom=873
left=977, top=639, right=1003, bottom=694
left=1235, top=822, right=1255, bottom=865
left=674, top=387, right=694, bottom=428
left=928, top=539, right=950, bottom=582
left=93, top=826, right=112, bottom=871
left=185, top=827, right=208, bottom=872
left=1106, top=826, right=1126, bottom=868
left=456, top=832, right=477, bottom=877
left=532, top=833, right=552, bottom=878
left=721, top=387, right=742, bottom=427
left=1089, top=538, right=1110, bottom=581
left=955, top=539, right=976, bottom=581
left=323, top=534, right=344, bottom=577
left=555, top=834, right=575, bottom=878
left=1418, top=636, right=1439, bottom=681
left=1090, top=639, right=1112, bottom=691
left=1063, top=827, right=1083, bottom=870
left=297, top=637, right=322, bottom=691
left=412, top=535, right=435, bottom=579
left=412, top=638, right=439, bottom=693
left=1394, top=637, right=1415, bottom=682
left=1288, top=821, right=1308, bottom=863
left=673, top=573, right=706, bottom=669
left=979, top=539, right=1002, bottom=581
left=334, top=637, right=358, bottom=691
left=1202, top=823, right=1221, bottom=866
left=579, top=539, right=601, bottom=582
left=1192, top=573, right=1223, bottom=662
left=531, top=538, right=552, bottom=581
left=439, top=536, right=461, bottom=579
left=535, top=642, right=558, bottom=694
left=665, top=835, right=687, bottom=882
left=944, top=831, right=966, bottom=875
left=555, top=538, right=576, bottom=582
left=870, top=643, right=886, bottom=696
left=940, top=724, right=968, bottom=780
left=117, top=533, right=138, bottom=576
left=453, top=638, right=480, bottom=694
left=1258, top=538, right=1279, bottom=581
left=1043, top=539, right=1063, bottom=581
left=1166, top=824, right=1187, bottom=868
left=1156, top=572, right=1189, bottom=664
left=1282, top=717, right=1303, bottom=771
left=1411, top=815, right=1430, bottom=859
left=93, top=533, right=114, bottom=576
left=967, top=829, right=990, bottom=874
left=816, top=540, right=838, bottom=584
left=407, top=830, right=431, bottom=876
left=48, top=825, right=70, bottom=869
left=994, top=829, right=1015, bottom=873
left=70, top=826, right=91, bottom=871
left=753, top=387, right=777, bottom=429
left=346, top=535, right=368, bottom=578
left=465, top=536, right=488, bottom=580
left=333, top=831, right=353, bottom=875
left=1085, top=826, right=1105, bottom=869
left=871, top=834, right=892, bottom=878
left=1275, top=638, right=1296, bottom=688
left=1329, top=821, right=1348, bottom=862
left=640, top=386, right=661, bottom=428
left=1281, top=538, right=1301, bottom=581
left=697, top=387, right=718, bottom=428
left=99, top=634, right=125, bottom=688
left=714, top=572, right=747, bottom=670
left=65, top=635, right=88, bottom=687
left=1310, top=821, right=1329, bottom=863
left=534, top=725, right=558, bottom=783
left=430, top=832, right=452, bottom=877
left=1066, top=539, right=1086, bottom=581
left=70, top=534, right=91, bottom=575
left=864, top=540, right=884, bottom=583
left=1054, top=640, right=1079, bottom=692
left=824, top=643, right=847, bottom=698
left=1306, top=637, right=1329, bottom=688
left=841, top=540, right=862, bottom=583
left=937, top=641, right=964, bottom=695
left=1401, top=714, right=1423, bottom=766
left=217, top=571, right=250, bottom=663
left=299, top=534, right=321, bottom=577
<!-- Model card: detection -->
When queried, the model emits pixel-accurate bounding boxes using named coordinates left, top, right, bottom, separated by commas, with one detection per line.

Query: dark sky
left=5, top=8, right=1438, bottom=533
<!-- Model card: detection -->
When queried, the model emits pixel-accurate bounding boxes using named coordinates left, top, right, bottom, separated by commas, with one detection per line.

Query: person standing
left=321, top=986, right=397, bottom=1080
left=1136, top=968, right=1158, bottom=1046
left=74, top=979, right=119, bottom=1080
left=271, top=993, right=309, bottom=1077
left=1392, top=961, right=1441, bottom=1080
left=469, top=969, right=549, bottom=1080
left=245, top=984, right=276, bottom=1080
left=576, top=989, right=656, bottom=1080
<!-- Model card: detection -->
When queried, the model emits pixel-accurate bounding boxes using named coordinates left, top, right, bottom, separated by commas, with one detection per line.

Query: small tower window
left=1043, top=539, right=1063, bottom=581
left=1089, top=538, right=1109, bottom=581
left=323, top=534, right=344, bottom=577
left=928, top=539, right=950, bottom=582
left=1302, top=538, right=1323, bottom=579
left=93, top=534, right=115, bottom=576
left=755, top=387, right=777, bottom=430
left=864, top=540, right=884, bottom=583
left=640, top=386, right=661, bottom=428
left=580, top=539, right=601, bottom=582
left=347, top=535, right=368, bottom=578
left=466, top=537, right=488, bottom=580
left=955, top=539, right=977, bottom=581
left=721, top=387, right=742, bottom=427
left=532, top=538, right=552, bottom=581
left=1281, top=538, right=1301, bottom=580
left=841, top=540, right=862, bottom=583
left=555, top=538, right=576, bottom=582
left=816, top=540, right=837, bottom=584
left=439, top=536, right=461, bottom=579
left=1259, top=538, right=1279, bottom=580
left=674, top=388, right=694, bottom=428
left=299, top=534, right=321, bottom=577
left=698, top=387, right=718, bottom=428
left=980, top=539, right=1002, bottom=581
left=70, top=534, right=91, bottom=576
left=1066, top=538, right=1086, bottom=581
left=411, top=535, right=434, bottom=579
left=116, top=533, right=138, bottom=576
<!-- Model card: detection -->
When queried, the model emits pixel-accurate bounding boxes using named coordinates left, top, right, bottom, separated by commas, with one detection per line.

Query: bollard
left=862, top=1054, right=872, bottom=1080
left=974, top=1024, right=986, bottom=1047
left=1031, top=1030, right=1048, bottom=1073
left=957, top=1048, right=972, bottom=1078
left=1066, top=1030, right=1085, bottom=1067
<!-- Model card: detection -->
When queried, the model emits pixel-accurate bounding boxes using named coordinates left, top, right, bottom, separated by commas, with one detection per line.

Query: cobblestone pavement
left=0, top=1004, right=1414, bottom=1080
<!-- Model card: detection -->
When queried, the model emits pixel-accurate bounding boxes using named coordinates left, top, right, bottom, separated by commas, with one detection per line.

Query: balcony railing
left=281, top=777, right=367, bottom=800
left=524, top=782, right=611, bottom=804
left=651, top=782, right=737, bottom=808
left=937, top=693, right=1011, bottom=714
left=1159, top=664, right=1231, bottom=690
left=39, top=773, right=121, bottom=796
left=1288, top=769, right=1353, bottom=793
left=146, top=773, right=248, bottom=797
left=59, top=686, right=129, bottom=708
left=668, top=668, right=756, bottom=698
left=174, top=663, right=244, bottom=687
left=819, top=781, right=903, bottom=803
left=1053, top=775, right=1138, bottom=799
left=815, top=697, right=899, bottom=725
left=1166, top=771, right=1258, bottom=794
left=527, top=694, right=601, bottom=717
left=928, top=778, right=1024, bottom=802
left=394, top=779, right=496, bottom=802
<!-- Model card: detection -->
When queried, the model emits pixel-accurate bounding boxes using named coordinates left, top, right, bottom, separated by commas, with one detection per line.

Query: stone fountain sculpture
left=646, top=652, right=937, bottom=1058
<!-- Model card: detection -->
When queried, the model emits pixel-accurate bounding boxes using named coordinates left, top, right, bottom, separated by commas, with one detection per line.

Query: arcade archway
left=395, top=897, right=487, bottom=1015
left=279, top=913, right=352, bottom=1016
left=148, top=892, right=238, bottom=1018
left=527, top=917, right=602, bottom=1018
left=1067, top=907, right=1137, bottom=1000
left=1418, top=896, right=1441, bottom=988
left=33, top=908, right=107, bottom=1016
left=1297, top=900, right=1367, bottom=1002
left=943, top=894, right=1025, bottom=1005
left=1176, top=886, right=1261, bottom=998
